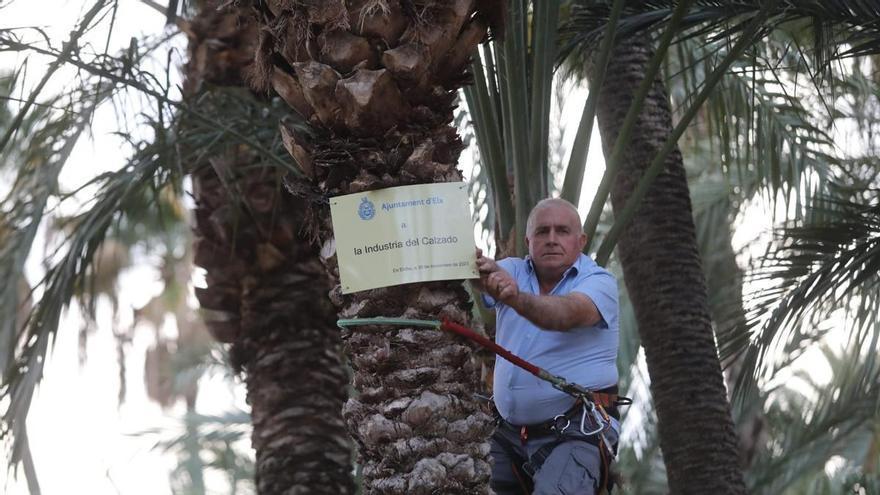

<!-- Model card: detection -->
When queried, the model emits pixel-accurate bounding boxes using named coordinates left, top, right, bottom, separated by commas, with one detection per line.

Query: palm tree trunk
left=230, top=220, right=354, bottom=494
left=244, top=1, right=501, bottom=492
left=184, top=3, right=355, bottom=493
left=592, top=40, right=747, bottom=494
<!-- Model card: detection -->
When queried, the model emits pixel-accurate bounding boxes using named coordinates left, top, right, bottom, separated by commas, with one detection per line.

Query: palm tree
left=181, top=2, right=355, bottom=492
left=240, top=1, right=503, bottom=492
left=1, top=2, right=353, bottom=492
left=1, top=1, right=357, bottom=491
left=558, top=1, right=880, bottom=492
left=589, top=38, right=747, bottom=493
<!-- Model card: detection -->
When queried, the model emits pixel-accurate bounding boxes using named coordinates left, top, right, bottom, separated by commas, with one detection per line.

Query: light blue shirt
left=483, top=253, right=619, bottom=425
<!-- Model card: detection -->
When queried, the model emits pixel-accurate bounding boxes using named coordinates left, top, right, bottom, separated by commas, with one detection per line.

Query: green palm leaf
left=562, top=1, right=880, bottom=69
left=138, top=408, right=255, bottom=495
left=669, top=33, right=840, bottom=215
left=747, top=343, right=880, bottom=494
left=724, top=192, right=880, bottom=404
left=1, top=120, right=184, bottom=463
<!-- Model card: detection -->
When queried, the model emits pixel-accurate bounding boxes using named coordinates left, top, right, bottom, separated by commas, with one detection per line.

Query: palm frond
left=746, top=343, right=880, bottom=494
left=0, top=71, right=116, bottom=427
left=670, top=35, right=841, bottom=216
left=500, top=1, right=542, bottom=253
left=562, top=1, right=880, bottom=70
left=0, top=0, right=111, bottom=153
left=614, top=264, right=640, bottom=392
left=464, top=1, right=566, bottom=253
left=1, top=122, right=184, bottom=465
left=722, top=192, right=880, bottom=404
left=688, top=177, right=748, bottom=331
left=0, top=30, right=298, bottom=179
left=0, top=37, right=177, bottom=465
left=137, top=408, right=255, bottom=494
left=595, top=0, right=780, bottom=265
left=528, top=0, right=560, bottom=200
left=0, top=22, right=315, bottom=473
left=457, top=103, right=496, bottom=253
left=827, top=68, right=880, bottom=158
left=149, top=410, right=253, bottom=450
left=559, top=0, right=625, bottom=204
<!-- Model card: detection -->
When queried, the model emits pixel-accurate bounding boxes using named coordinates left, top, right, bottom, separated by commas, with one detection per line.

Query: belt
left=498, top=386, right=622, bottom=440
left=589, top=389, right=621, bottom=418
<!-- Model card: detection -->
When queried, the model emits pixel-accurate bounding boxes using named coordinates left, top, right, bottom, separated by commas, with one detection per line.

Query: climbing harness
left=337, top=316, right=631, bottom=493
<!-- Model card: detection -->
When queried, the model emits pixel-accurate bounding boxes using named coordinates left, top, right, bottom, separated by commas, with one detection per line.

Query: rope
left=440, top=319, right=542, bottom=376
left=337, top=317, right=441, bottom=329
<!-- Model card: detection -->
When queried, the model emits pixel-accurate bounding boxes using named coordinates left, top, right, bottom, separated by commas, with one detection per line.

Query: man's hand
left=475, top=248, right=519, bottom=304
left=472, top=248, right=602, bottom=330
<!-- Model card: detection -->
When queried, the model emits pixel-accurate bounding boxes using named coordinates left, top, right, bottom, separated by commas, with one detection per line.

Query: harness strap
left=492, top=428, right=533, bottom=494
left=522, top=438, right=561, bottom=478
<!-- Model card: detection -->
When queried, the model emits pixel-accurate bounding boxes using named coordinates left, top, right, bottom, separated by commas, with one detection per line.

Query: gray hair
left=525, top=198, right=583, bottom=236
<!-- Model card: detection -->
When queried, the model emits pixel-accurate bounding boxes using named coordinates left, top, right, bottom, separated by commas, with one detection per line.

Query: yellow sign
left=330, top=182, right=478, bottom=293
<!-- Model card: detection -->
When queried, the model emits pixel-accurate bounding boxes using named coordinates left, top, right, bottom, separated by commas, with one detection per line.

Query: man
left=474, top=198, right=620, bottom=495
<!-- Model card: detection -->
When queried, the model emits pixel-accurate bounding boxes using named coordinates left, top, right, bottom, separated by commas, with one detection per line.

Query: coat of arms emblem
left=358, top=197, right=375, bottom=220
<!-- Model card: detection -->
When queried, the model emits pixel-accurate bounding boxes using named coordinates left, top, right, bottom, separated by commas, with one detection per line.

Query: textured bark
left=592, top=41, right=747, bottom=493
left=233, top=228, right=354, bottom=494
left=334, top=283, right=493, bottom=494
left=244, top=1, right=499, bottom=492
left=184, top=3, right=354, bottom=493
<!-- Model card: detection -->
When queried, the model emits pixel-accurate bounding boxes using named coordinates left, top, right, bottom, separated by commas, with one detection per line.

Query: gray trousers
left=490, top=420, right=619, bottom=495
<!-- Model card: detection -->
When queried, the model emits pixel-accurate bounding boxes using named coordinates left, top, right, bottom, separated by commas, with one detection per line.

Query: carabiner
left=579, top=401, right=605, bottom=436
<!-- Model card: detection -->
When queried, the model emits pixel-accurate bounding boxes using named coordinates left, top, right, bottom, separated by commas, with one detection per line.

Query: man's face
left=526, top=204, right=587, bottom=275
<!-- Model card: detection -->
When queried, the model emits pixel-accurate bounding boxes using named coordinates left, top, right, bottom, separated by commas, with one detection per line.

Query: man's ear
left=578, top=232, right=587, bottom=250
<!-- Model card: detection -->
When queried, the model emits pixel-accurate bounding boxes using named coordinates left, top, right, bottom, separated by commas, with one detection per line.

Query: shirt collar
left=524, top=254, right=583, bottom=279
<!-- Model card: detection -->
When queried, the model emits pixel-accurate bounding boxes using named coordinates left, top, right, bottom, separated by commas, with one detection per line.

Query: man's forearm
left=508, top=292, right=595, bottom=331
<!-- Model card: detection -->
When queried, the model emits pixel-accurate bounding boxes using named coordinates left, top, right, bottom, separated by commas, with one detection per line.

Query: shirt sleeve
left=572, top=269, right=618, bottom=329
left=481, top=293, right=497, bottom=309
